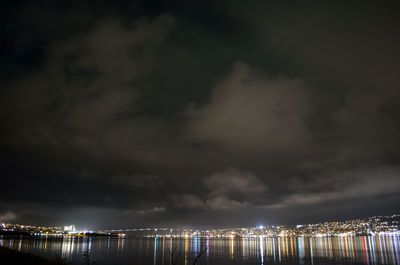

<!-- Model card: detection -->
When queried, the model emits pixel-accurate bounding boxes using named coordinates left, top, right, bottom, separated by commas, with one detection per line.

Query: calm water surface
left=1, top=235, right=399, bottom=265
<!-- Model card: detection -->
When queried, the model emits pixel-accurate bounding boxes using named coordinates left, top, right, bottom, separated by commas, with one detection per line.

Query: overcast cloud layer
left=1, top=1, right=399, bottom=229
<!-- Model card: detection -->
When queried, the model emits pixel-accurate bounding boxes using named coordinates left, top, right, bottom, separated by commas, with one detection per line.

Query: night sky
left=1, top=1, right=399, bottom=230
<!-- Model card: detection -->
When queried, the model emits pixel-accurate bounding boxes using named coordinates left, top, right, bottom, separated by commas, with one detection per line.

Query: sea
left=0, top=234, right=399, bottom=265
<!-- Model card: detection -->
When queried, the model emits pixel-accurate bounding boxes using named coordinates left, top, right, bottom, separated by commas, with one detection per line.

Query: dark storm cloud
left=0, top=1, right=399, bottom=228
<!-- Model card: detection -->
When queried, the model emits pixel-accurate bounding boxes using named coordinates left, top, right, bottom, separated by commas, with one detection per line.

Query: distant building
left=64, top=225, right=76, bottom=232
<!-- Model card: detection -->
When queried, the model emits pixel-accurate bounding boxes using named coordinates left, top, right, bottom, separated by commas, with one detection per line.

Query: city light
left=2, top=214, right=398, bottom=239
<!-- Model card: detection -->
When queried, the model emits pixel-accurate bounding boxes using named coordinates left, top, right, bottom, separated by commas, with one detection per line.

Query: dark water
left=1, top=235, right=399, bottom=265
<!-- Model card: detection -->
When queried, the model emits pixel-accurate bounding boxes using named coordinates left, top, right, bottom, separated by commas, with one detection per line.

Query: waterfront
left=0, top=235, right=399, bottom=265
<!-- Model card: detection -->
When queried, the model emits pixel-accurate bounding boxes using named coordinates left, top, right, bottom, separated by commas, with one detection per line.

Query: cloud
left=0, top=211, right=17, bottom=222
left=205, top=168, right=267, bottom=195
left=206, top=196, right=249, bottom=211
left=203, top=169, right=267, bottom=210
left=185, top=62, right=312, bottom=155
left=267, top=166, right=400, bottom=209
left=0, top=15, right=175, bottom=156
left=1, top=1, right=400, bottom=227
left=172, top=194, right=206, bottom=209
left=137, top=206, right=167, bottom=215
left=173, top=169, right=267, bottom=211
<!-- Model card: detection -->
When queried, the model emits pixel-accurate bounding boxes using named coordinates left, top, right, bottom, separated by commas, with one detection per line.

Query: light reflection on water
left=0, top=235, right=399, bottom=265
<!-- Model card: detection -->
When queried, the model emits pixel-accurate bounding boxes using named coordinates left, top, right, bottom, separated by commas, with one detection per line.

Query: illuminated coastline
left=1, top=214, right=399, bottom=238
